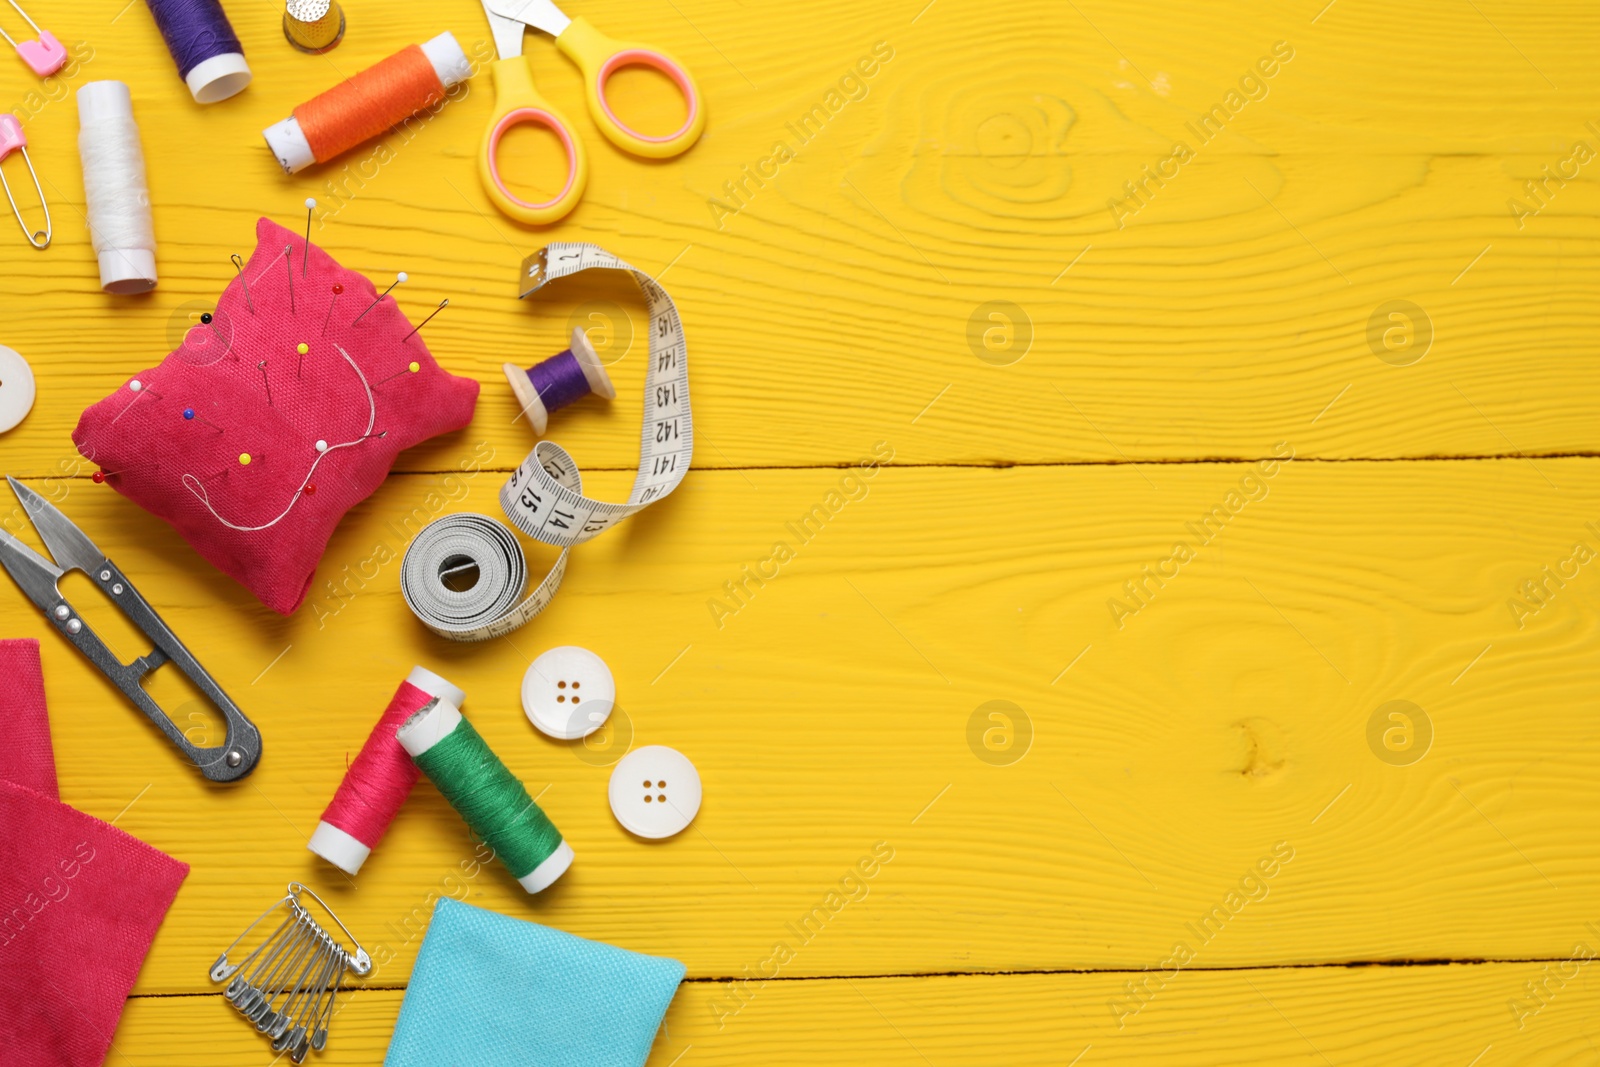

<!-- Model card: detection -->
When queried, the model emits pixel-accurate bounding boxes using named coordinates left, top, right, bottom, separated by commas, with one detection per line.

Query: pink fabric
left=0, top=640, right=56, bottom=799
left=0, top=642, right=189, bottom=1067
left=72, top=217, right=480, bottom=615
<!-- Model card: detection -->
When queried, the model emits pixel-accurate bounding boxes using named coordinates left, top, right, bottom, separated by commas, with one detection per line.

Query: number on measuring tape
left=402, top=244, right=693, bottom=641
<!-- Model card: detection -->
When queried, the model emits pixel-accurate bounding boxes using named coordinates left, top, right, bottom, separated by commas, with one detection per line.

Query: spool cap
left=184, top=52, right=252, bottom=105
left=420, top=31, right=471, bottom=88
left=396, top=696, right=574, bottom=894
left=307, top=665, right=467, bottom=875
left=263, top=116, right=314, bottom=175
left=76, top=81, right=158, bottom=294
left=503, top=327, right=616, bottom=435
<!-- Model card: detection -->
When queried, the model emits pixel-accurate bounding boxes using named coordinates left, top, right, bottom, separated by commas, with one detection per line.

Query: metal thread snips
left=0, top=476, right=262, bottom=781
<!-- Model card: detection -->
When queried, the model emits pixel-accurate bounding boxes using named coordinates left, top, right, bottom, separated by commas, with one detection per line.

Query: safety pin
left=0, top=115, right=48, bottom=249
left=0, top=0, right=65, bottom=77
left=210, top=891, right=295, bottom=982
left=288, top=882, right=371, bottom=974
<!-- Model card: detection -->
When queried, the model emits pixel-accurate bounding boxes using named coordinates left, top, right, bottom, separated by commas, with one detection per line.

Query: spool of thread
left=504, top=326, right=616, bottom=436
left=307, top=666, right=466, bottom=876
left=76, top=82, right=157, bottom=295
left=396, top=697, right=573, bottom=893
left=262, top=32, right=471, bottom=175
left=283, top=0, right=344, bottom=54
left=143, top=0, right=252, bottom=104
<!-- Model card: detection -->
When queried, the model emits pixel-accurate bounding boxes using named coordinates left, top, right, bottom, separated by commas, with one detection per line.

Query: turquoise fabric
left=384, top=898, right=685, bottom=1067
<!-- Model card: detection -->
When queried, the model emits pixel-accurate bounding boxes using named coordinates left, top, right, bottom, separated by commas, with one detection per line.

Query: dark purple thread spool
left=503, top=327, right=616, bottom=435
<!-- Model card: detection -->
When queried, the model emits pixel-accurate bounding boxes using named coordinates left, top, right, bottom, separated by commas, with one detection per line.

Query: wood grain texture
left=7, top=461, right=1596, bottom=1000
left=1, top=1, right=1599, bottom=475
left=2, top=0, right=1596, bottom=1063
left=114, top=962, right=1600, bottom=1066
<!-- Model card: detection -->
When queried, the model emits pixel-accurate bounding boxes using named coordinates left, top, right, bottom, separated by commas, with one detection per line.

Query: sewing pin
left=351, top=271, right=406, bottom=326
left=373, top=362, right=419, bottom=387
left=109, top=378, right=161, bottom=424
left=402, top=299, right=448, bottom=342
left=182, top=407, right=223, bottom=434
left=296, top=341, right=308, bottom=379
left=231, top=253, right=254, bottom=314
left=321, top=283, right=342, bottom=337
left=257, top=360, right=273, bottom=406
left=302, top=198, right=315, bottom=275
left=285, top=245, right=296, bottom=313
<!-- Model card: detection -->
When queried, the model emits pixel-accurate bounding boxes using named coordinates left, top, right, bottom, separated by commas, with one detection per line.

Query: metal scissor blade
left=8, top=476, right=106, bottom=575
left=486, top=0, right=571, bottom=39
left=0, top=525, right=64, bottom=611
left=482, top=0, right=528, bottom=59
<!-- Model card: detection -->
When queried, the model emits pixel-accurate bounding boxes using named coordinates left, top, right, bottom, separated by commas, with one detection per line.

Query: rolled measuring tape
left=401, top=244, right=691, bottom=640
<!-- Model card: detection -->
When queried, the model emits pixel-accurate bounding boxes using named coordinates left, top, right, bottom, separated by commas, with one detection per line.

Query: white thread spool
left=76, top=81, right=157, bottom=294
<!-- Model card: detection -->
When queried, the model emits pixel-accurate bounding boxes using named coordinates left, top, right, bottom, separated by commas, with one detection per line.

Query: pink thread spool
left=307, top=665, right=465, bottom=875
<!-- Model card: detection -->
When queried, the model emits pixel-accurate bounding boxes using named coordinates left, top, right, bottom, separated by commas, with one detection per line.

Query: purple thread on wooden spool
left=503, top=326, right=616, bottom=435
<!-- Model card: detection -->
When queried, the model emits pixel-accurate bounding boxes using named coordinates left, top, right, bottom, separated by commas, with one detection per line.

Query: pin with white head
left=503, top=327, right=616, bottom=436
left=351, top=272, right=405, bottom=326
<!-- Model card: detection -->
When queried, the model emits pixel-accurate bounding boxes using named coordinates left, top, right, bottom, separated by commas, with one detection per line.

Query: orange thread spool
left=296, top=46, right=444, bottom=163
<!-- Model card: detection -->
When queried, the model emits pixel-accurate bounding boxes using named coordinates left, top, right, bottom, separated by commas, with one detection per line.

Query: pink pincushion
left=72, top=218, right=479, bottom=615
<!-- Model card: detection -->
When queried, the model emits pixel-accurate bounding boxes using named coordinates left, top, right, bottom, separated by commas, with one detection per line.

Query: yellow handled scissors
left=478, top=0, right=705, bottom=225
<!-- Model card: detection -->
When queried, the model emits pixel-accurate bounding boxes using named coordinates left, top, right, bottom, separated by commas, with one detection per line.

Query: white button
left=522, top=645, right=614, bottom=739
left=609, top=745, right=701, bottom=839
left=0, top=345, right=36, bottom=434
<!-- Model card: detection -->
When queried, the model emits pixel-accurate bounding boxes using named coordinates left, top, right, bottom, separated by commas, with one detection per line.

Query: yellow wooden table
left=1, top=0, right=1597, bottom=1062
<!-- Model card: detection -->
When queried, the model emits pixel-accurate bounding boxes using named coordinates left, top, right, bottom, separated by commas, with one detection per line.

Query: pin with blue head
left=503, top=327, right=616, bottom=436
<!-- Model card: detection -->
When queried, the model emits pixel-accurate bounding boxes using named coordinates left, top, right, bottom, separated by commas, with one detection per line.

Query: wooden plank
left=6, top=460, right=1596, bottom=994
left=2, top=2, right=1599, bottom=476
left=113, top=962, right=1600, bottom=1065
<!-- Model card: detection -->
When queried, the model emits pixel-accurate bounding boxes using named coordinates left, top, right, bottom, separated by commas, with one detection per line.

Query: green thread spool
left=396, top=697, right=573, bottom=893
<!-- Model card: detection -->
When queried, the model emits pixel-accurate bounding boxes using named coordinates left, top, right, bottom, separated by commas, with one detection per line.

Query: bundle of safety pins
left=208, top=883, right=371, bottom=1063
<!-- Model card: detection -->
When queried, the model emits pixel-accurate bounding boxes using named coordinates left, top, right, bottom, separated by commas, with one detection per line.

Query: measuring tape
left=401, top=243, right=692, bottom=640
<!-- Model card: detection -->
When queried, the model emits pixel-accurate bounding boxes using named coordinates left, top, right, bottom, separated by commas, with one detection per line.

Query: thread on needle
left=285, top=244, right=296, bottom=313
left=402, top=298, right=447, bottom=342
left=302, top=198, right=315, bottom=275
left=231, top=252, right=254, bottom=314
left=257, top=360, right=273, bottom=406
